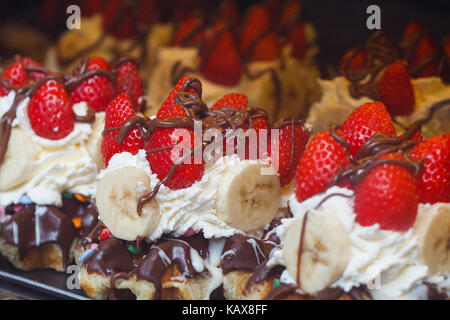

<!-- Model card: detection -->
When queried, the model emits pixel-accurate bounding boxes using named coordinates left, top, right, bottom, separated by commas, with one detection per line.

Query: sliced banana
left=415, top=203, right=450, bottom=275
left=86, top=111, right=105, bottom=170
left=96, top=166, right=160, bottom=241
left=0, top=128, right=37, bottom=191
left=215, top=160, right=281, bottom=233
left=282, top=212, right=350, bottom=295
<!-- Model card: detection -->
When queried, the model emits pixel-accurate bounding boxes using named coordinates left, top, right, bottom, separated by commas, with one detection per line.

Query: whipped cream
left=102, top=150, right=266, bottom=240
left=308, top=76, right=450, bottom=136
left=269, top=186, right=449, bottom=299
left=0, top=93, right=102, bottom=206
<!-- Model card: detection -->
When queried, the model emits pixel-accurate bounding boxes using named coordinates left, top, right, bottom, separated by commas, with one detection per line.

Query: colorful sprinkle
left=80, top=248, right=95, bottom=264
left=72, top=218, right=82, bottom=229
left=183, top=228, right=195, bottom=237
left=99, top=228, right=112, bottom=242
left=62, top=191, right=73, bottom=199
left=90, top=243, right=99, bottom=250
left=19, top=195, right=33, bottom=205
left=13, top=204, right=24, bottom=213
left=74, top=194, right=87, bottom=203
left=272, top=279, right=281, bottom=289
left=128, top=244, right=139, bottom=254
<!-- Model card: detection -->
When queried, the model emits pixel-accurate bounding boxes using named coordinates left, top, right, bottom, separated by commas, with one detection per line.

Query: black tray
left=0, top=255, right=89, bottom=300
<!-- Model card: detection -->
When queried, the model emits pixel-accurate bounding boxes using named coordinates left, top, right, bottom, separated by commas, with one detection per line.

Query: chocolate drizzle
left=0, top=205, right=78, bottom=267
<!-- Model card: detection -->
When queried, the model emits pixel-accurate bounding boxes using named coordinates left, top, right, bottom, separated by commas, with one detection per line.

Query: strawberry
left=295, top=129, right=350, bottom=202
left=277, top=0, right=301, bottom=31
left=69, top=57, right=116, bottom=112
left=99, top=228, right=112, bottom=242
left=376, top=60, right=416, bottom=116
left=173, top=17, right=206, bottom=47
left=101, top=93, right=144, bottom=166
left=410, top=134, right=450, bottom=204
left=402, top=22, right=441, bottom=78
left=240, top=5, right=281, bottom=62
left=21, top=57, right=47, bottom=81
left=218, top=0, right=239, bottom=26
left=28, top=79, right=74, bottom=140
left=399, top=129, right=423, bottom=143
left=342, top=102, right=396, bottom=158
left=82, top=0, right=104, bottom=17
left=286, top=20, right=306, bottom=60
left=114, top=59, right=144, bottom=111
left=354, top=153, right=418, bottom=231
left=146, top=108, right=204, bottom=190
left=269, top=122, right=310, bottom=186
left=157, top=76, right=200, bottom=117
left=200, top=21, right=242, bottom=86
left=211, top=93, right=248, bottom=110
left=102, top=0, right=135, bottom=39
left=339, top=47, right=366, bottom=74
left=2, top=60, right=29, bottom=90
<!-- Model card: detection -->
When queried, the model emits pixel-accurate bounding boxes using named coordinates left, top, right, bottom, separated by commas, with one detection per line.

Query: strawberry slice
left=240, top=5, right=281, bottom=62
left=285, top=20, right=306, bottom=60
left=410, top=134, right=450, bottom=204
left=295, top=129, right=350, bottom=202
left=354, top=153, right=418, bottom=231
left=342, top=102, right=396, bottom=158
left=21, top=57, right=47, bottom=81
left=173, top=17, right=206, bottom=47
left=269, top=121, right=310, bottom=186
left=101, top=93, right=144, bottom=166
left=114, top=59, right=144, bottom=111
left=376, top=60, right=416, bottom=116
left=28, top=79, right=74, bottom=140
left=157, top=76, right=200, bottom=117
left=339, top=47, right=367, bottom=74
left=147, top=105, right=204, bottom=190
left=69, top=57, right=116, bottom=112
left=200, top=21, right=243, bottom=86
left=211, top=93, right=248, bottom=110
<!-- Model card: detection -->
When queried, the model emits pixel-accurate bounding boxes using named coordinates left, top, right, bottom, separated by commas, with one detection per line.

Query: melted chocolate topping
left=264, top=283, right=297, bottom=300
left=0, top=205, right=78, bottom=267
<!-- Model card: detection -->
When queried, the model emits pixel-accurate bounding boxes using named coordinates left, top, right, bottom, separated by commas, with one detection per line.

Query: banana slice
left=0, top=128, right=37, bottom=191
left=215, top=160, right=281, bottom=233
left=415, top=203, right=450, bottom=275
left=86, top=111, right=105, bottom=170
left=96, top=166, right=160, bottom=241
left=282, top=212, right=350, bottom=295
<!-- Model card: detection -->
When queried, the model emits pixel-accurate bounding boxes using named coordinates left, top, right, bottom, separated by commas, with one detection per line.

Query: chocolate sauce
left=85, top=238, right=134, bottom=276
left=220, top=234, right=274, bottom=274
left=245, top=261, right=285, bottom=291
left=134, top=234, right=209, bottom=299
left=0, top=205, right=78, bottom=267
left=264, top=283, right=297, bottom=300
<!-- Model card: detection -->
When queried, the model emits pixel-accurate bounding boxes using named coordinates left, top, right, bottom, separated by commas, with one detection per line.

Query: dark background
left=0, top=0, right=448, bottom=70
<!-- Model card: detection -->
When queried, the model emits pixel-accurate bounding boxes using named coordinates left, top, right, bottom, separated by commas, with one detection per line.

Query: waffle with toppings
left=148, top=1, right=320, bottom=121
left=76, top=76, right=310, bottom=299
left=0, top=55, right=144, bottom=272
left=308, top=24, right=450, bottom=138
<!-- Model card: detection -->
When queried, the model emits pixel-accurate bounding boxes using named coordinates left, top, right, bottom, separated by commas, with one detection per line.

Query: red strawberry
left=102, top=0, right=135, bottom=39
left=2, top=60, right=29, bottom=89
left=173, top=17, right=206, bottom=47
left=240, top=5, right=281, bottom=62
left=218, top=0, right=239, bottom=26
left=410, top=134, right=450, bottom=204
left=402, top=22, right=441, bottom=78
left=99, top=228, right=112, bottom=242
left=342, top=102, right=396, bottom=158
left=157, top=76, right=200, bottom=117
left=354, top=153, right=418, bottom=231
left=269, top=121, right=310, bottom=186
left=82, top=0, right=104, bottom=16
left=69, top=57, right=116, bottom=112
left=21, top=57, right=47, bottom=81
left=339, top=47, right=366, bottom=74
left=101, top=93, right=144, bottom=166
left=114, top=59, right=144, bottom=111
left=295, top=129, right=350, bottom=202
left=399, top=129, right=423, bottom=142
left=376, top=60, right=416, bottom=116
left=286, top=20, right=306, bottom=60
left=211, top=93, right=248, bottom=110
left=277, top=0, right=301, bottom=31
left=28, top=79, right=74, bottom=140
left=146, top=115, right=204, bottom=190
left=200, top=21, right=242, bottom=86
